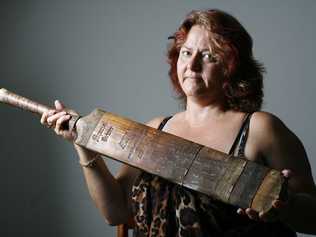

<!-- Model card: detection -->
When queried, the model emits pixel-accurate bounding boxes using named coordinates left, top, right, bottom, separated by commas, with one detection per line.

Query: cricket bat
left=0, top=88, right=287, bottom=216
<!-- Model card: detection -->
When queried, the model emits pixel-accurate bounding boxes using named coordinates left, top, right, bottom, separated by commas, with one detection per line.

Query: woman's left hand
left=237, top=169, right=292, bottom=222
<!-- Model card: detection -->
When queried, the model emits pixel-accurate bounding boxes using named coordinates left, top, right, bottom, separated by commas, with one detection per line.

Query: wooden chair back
left=117, top=218, right=134, bottom=237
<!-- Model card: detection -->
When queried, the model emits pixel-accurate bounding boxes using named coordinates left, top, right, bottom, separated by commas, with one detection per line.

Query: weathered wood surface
left=75, top=109, right=285, bottom=214
left=0, top=88, right=286, bottom=215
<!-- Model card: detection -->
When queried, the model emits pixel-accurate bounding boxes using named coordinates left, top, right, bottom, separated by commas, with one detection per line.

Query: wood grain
left=0, top=88, right=286, bottom=215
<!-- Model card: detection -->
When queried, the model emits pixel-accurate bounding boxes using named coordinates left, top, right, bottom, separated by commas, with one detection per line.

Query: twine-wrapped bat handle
left=0, top=88, right=80, bottom=130
left=0, top=88, right=51, bottom=115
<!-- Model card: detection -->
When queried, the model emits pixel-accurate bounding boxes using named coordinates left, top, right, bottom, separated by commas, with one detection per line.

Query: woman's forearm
left=74, top=144, right=128, bottom=225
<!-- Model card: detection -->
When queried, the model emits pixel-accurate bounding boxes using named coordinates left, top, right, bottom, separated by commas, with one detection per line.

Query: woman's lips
left=184, top=76, right=202, bottom=80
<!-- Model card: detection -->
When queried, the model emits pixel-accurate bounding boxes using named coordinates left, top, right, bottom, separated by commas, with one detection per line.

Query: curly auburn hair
left=167, top=9, right=265, bottom=112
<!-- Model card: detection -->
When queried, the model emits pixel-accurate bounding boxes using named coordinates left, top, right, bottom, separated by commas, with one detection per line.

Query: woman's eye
left=181, top=50, right=191, bottom=57
left=203, top=53, right=217, bottom=62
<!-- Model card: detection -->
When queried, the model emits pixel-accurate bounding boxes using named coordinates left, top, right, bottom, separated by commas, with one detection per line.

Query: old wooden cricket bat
left=0, top=88, right=287, bottom=216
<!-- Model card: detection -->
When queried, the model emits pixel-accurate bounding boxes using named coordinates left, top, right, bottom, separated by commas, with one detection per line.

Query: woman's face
left=177, top=25, right=224, bottom=101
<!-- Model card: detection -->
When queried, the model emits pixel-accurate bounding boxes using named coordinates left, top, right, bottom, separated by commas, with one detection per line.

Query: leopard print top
left=131, top=114, right=296, bottom=237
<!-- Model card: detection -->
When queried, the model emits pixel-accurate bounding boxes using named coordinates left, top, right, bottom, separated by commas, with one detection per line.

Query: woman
left=41, top=9, right=316, bottom=236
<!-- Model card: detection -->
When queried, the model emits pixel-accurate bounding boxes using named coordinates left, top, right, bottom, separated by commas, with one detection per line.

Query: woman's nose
left=188, top=54, right=202, bottom=72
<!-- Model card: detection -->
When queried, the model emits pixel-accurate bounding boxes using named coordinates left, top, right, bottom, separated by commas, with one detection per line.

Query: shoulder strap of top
left=158, top=114, right=252, bottom=156
left=157, top=116, right=173, bottom=131
left=228, top=113, right=253, bottom=156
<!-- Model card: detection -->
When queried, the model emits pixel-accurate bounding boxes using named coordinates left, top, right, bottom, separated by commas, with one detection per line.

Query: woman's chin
left=183, top=87, right=219, bottom=103
left=184, top=89, right=209, bottom=99
left=183, top=84, right=204, bottom=95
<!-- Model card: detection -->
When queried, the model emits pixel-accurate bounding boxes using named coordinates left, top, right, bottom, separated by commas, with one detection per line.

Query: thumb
left=55, top=100, right=65, bottom=111
left=281, top=169, right=292, bottom=179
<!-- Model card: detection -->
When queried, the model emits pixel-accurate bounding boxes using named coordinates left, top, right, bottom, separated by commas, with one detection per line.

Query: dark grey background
left=1, top=0, right=315, bottom=236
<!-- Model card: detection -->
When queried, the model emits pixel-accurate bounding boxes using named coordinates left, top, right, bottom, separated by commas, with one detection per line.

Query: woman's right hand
left=40, top=100, right=78, bottom=141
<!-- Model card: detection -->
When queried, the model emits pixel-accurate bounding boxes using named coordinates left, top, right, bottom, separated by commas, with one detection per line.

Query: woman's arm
left=41, top=100, right=131, bottom=225
left=244, top=111, right=316, bottom=234
left=77, top=116, right=166, bottom=225
left=41, top=101, right=165, bottom=225
left=74, top=145, right=138, bottom=225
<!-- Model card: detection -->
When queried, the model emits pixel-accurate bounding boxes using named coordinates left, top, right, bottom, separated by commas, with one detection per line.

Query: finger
left=67, top=109, right=79, bottom=116
left=40, top=111, right=49, bottom=125
left=258, top=211, right=271, bottom=222
left=245, top=208, right=259, bottom=221
left=237, top=208, right=246, bottom=215
left=272, top=199, right=288, bottom=209
left=281, top=169, right=292, bottom=179
left=55, top=114, right=71, bottom=133
left=55, top=100, right=65, bottom=111
left=47, top=111, right=67, bottom=125
left=41, top=110, right=56, bottom=125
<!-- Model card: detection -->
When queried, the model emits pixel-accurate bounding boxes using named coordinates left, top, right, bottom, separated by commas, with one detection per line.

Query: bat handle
left=0, top=88, right=81, bottom=133
left=0, top=88, right=52, bottom=115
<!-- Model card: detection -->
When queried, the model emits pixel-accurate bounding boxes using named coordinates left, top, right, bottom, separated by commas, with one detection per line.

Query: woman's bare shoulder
left=249, top=111, right=300, bottom=155
left=249, top=111, right=292, bottom=140
left=249, top=111, right=316, bottom=193
left=251, top=111, right=284, bottom=128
